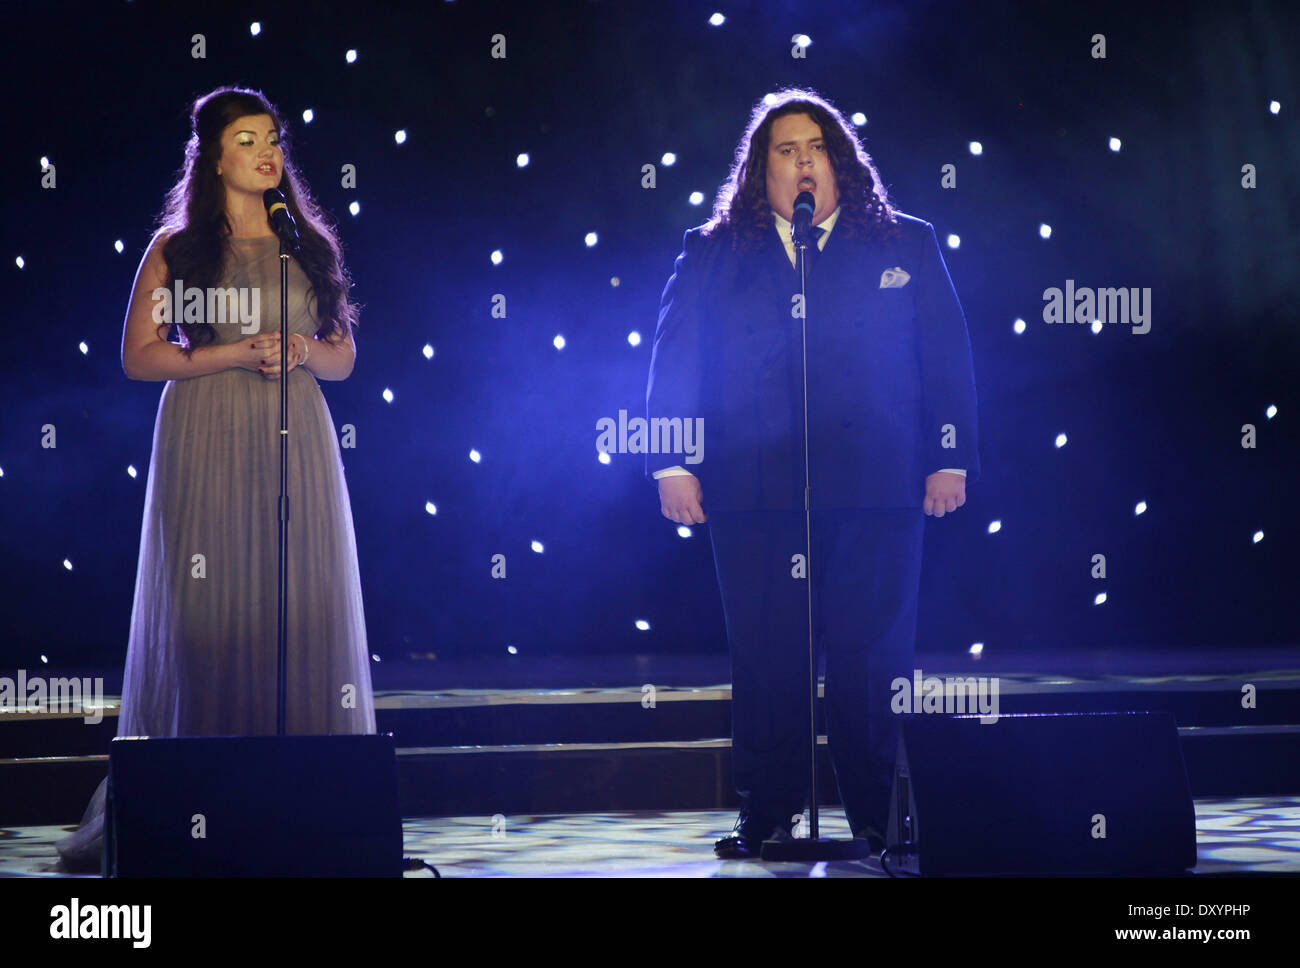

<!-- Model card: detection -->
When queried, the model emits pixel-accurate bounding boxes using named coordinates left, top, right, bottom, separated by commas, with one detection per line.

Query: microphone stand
left=761, top=223, right=870, bottom=862
left=275, top=237, right=290, bottom=736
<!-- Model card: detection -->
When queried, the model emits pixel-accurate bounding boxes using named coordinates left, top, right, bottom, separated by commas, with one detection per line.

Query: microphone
left=791, top=190, right=816, bottom=247
left=262, top=188, right=301, bottom=253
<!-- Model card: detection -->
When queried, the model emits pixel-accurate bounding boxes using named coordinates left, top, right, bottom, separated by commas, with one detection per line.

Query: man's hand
left=658, top=474, right=706, bottom=524
left=923, top=471, right=966, bottom=517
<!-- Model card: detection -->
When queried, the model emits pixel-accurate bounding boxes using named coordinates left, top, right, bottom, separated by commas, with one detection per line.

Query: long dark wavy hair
left=157, top=86, right=358, bottom=352
left=704, top=88, right=899, bottom=251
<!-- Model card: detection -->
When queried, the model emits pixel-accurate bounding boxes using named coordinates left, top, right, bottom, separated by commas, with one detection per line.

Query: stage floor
left=2, top=796, right=1296, bottom=878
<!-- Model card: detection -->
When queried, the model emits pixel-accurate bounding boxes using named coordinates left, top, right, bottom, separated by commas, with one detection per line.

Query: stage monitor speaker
left=104, top=734, right=403, bottom=877
left=885, top=711, right=1197, bottom=875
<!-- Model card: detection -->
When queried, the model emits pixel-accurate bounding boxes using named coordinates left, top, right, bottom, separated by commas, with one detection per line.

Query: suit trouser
left=708, top=507, right=925, bottom=835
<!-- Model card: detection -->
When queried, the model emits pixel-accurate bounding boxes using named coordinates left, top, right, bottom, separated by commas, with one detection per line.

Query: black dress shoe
left=714, top=810, right=794, bottom=858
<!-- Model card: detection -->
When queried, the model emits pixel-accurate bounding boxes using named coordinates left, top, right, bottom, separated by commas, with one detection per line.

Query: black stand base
left=760, top=837, right=874, bottom=862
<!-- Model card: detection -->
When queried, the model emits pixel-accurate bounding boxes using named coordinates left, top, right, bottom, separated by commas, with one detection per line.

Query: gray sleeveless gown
left=56, top=235, right=376, bottom=870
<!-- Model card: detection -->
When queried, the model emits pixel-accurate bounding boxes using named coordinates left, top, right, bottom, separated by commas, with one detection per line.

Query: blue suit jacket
left=644, top=211, right=981, bottom=511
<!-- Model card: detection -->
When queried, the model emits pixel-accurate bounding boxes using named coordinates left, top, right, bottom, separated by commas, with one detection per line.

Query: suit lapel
left=763, top=221, right=795, bottom=278
left=811, top=222, right=865, bottom=291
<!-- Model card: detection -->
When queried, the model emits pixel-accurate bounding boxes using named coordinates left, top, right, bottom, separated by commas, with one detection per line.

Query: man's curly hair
left=703, top=87, right=899, bottom=250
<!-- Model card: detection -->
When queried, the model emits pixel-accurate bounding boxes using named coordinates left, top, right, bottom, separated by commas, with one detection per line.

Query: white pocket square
left=879, top=267, right=911, bottom=288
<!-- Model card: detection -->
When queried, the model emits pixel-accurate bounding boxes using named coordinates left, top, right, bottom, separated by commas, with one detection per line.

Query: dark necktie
left=795, top=226, right=825, bottom=273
